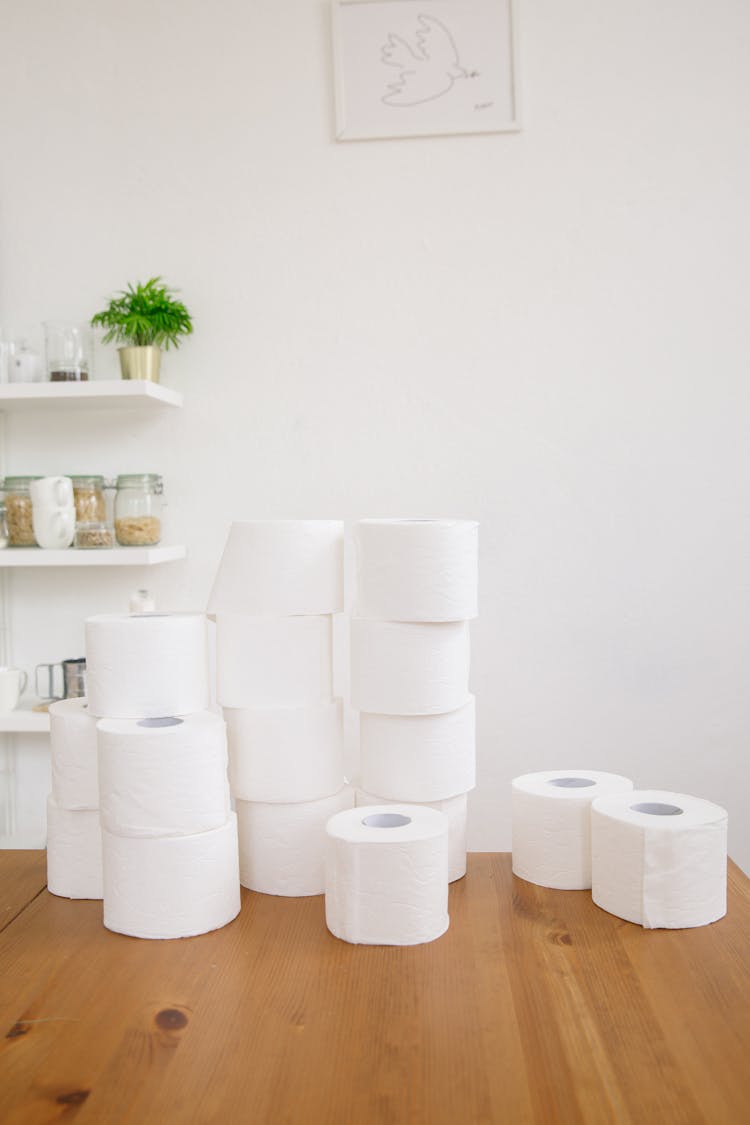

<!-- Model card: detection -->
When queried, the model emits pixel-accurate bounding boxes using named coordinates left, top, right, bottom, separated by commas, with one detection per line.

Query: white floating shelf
left=0, top=545, right=186, bottom=567
left=0, top=381, right=182, bottom=411
left=0, top=706, right=50, bottom=733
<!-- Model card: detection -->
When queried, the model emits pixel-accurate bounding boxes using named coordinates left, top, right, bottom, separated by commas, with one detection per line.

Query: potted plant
left=90, top=276, right=193, bottom=382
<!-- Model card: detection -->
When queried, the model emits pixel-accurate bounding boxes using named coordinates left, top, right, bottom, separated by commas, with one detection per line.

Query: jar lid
left=69, top=475, right=105, bottom=486
left=115, top=474, right=163, bottom=493
left=2, top=475, right=42, bottom=488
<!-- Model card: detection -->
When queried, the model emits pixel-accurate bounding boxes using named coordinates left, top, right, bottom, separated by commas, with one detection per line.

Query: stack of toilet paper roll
left=350, top=520, right=478, bottom=883
left=46, top=698, right=103, bottom=900
left=208, top=520, right=354, bottom=895
left=86, top=612, right=241, bottom=939
left=512, top=771, right=728, bottom=929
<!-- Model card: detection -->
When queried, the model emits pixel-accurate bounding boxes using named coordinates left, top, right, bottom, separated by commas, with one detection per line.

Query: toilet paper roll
left=226, top=700, right=344, bottom=803
left=357, top=789, right=468, bottom=882
left=49, top=697, right=99, bottom=810
left=350, top=619, right=471, bottom=715
left=325, top=804, right=450, bottom=945
left=207, top=520, right=344, bottom=617
left=359, top=698, right=476, bottom=801
left=236, top=787, right=354, bottom=896
left=97, top=712, right=230, bottom=838
left=215, top=615, right=332, bottom=708
left=85, top=613, right=209, bottom=718
left=354, top=518, right=478, bottom=621
left=46, top=795, right=103, bottom=900
left=512, top=770, right=634, bottom=890
left=591, top=790, right=728, bottom=929
left=102, top=813, right=241, bottom=939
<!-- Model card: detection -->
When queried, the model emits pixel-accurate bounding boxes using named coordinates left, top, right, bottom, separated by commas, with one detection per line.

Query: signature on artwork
left=380, top=14, right=478, bottom=107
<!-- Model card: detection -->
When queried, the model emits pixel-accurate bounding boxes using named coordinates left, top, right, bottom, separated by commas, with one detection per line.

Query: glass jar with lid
left=69, top=475, right=107, bottom=524
left=114, top=474, right=163, bottom=546
left=3, top=476, right=41, bottom=546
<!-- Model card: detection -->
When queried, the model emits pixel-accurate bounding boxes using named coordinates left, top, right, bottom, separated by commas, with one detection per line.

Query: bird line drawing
left=380, top=13, right=478, bottom=108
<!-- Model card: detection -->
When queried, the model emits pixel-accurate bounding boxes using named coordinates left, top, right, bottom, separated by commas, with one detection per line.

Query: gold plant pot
left=118, top=346, right=162, bottom=382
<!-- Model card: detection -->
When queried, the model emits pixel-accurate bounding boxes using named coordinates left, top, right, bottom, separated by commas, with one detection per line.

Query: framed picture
left=332, top=0, right=520, bottom=141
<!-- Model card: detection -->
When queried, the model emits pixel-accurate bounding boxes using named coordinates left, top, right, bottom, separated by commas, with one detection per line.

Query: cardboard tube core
left=631, top=802, right=684, bottom=816
left=361, top=813, right=412, bottom=829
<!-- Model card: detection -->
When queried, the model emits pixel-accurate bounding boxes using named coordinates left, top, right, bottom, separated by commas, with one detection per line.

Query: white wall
left=1, top=1, right=749, bottom=869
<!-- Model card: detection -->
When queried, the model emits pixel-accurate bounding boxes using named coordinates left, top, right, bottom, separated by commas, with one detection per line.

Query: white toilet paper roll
left=325, top=804, right=450, bottom=945
left=46, top=795, right=103, bottom=900
left=49, top=697, right=99, bottom=810
left=512, top=770, right=634, bottom=890
left=226, top=700, right=344, bottom=803
left=207, top=520, right=344, bottom=617
left=236, top=787, right=354, bottom=896
left=354, top=518, right=478, bottom=622
left=102, top=813, right=241, bottom=940
left=359, top=698, right=476, bottom=801
left=350, top=619, right=471, bottom=716
left=591, top=790, right=728, bottom=929
left=357, top=789, right=468, bottom=882
left=215, top=615, right=332, bottom=708
left=97, top=712, right=230, bottom=838
left=85, top=613, right=209, bottom=718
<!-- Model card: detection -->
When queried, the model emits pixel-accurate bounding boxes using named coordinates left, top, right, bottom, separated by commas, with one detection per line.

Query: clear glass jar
left=114, top=474, right=163, bottom=546
left=8, top=339, right=43, bottom=383
left=43, top=322, right=91, bottom=381
left=70, top=475, right=107, bottom=523
left=3, top=476, right=41, bottom=546
left=74, top=521, right=114, bottom=549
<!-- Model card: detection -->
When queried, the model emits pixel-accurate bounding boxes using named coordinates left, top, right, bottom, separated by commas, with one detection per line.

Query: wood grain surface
left=1, top=852, right=748, bottom=1124
left=0, top=850, right=46, bottom=934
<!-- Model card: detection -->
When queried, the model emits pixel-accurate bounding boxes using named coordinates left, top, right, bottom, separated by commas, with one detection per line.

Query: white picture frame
left=332, top=0, right=520, bottom=141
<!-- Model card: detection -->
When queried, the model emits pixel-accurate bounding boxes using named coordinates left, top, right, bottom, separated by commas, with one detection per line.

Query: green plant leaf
left=90, top=276, right=194, bottom=349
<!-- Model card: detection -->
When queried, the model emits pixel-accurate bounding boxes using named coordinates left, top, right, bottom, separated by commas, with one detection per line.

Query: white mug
left=30, top=476, right=74, bottom=509
left=32, top=505, right=76, bottom=549
left=0, top=667, right=28, bottom=713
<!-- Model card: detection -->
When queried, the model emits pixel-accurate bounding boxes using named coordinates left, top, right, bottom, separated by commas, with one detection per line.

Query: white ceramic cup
left=32, top=505, right=76, bottom=549
left=30, top=476, right=74, bottom=509
left=0, top=667, right=28, bottom=713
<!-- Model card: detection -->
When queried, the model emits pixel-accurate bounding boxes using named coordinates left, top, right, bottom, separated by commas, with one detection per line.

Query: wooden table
left=1, top=852, right=749, bottom=1124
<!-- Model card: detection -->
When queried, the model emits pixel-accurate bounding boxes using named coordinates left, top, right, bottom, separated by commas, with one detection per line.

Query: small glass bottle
left=114, top=474, right=163, bottom=546
left=129, top=588, right=156, bottom=613
left=3, top=476, right=41, bottom=546
left=8, top=339, right=43, bottom=383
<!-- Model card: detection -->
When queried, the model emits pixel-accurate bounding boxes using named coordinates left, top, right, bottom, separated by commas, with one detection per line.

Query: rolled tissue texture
left=591, top=789, right=727, bottom=929
left=325, top=804, right=449, bottom=945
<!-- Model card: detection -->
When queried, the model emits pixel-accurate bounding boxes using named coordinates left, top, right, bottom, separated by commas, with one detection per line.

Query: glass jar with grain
left=3, top=476, right=41, bottom=546
left=114, top=474, right=163, bottom=546
left=70, top=475, right=107, bottom=524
